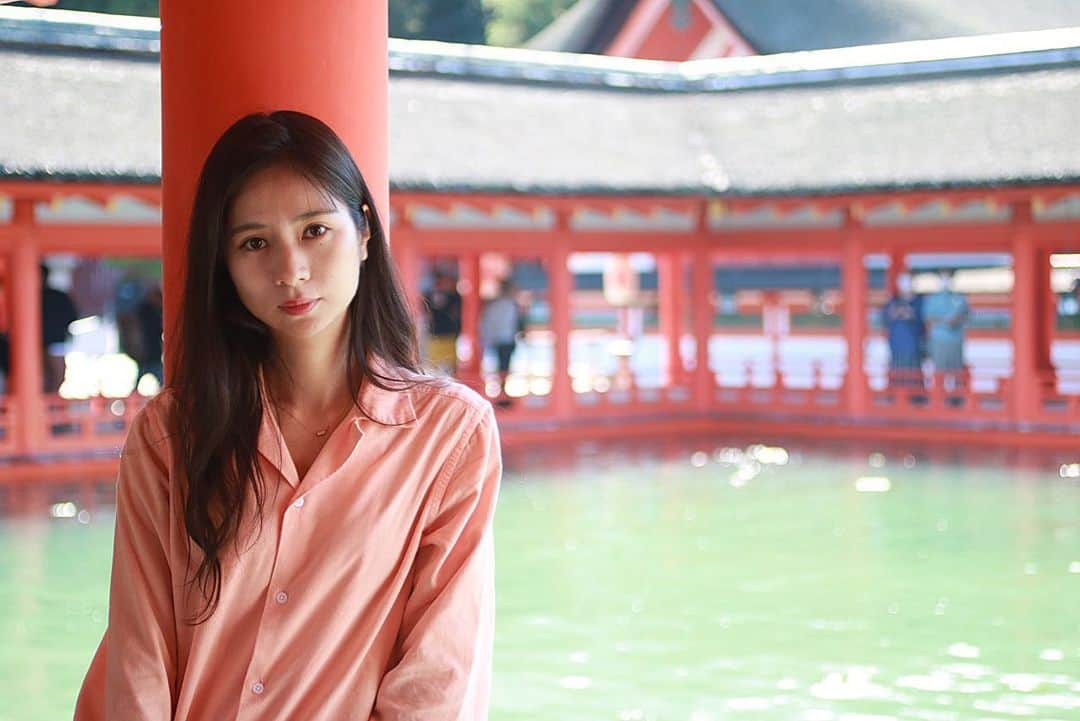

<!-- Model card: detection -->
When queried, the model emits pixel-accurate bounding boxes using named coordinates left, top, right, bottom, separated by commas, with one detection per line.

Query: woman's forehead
left=230, top=165, right=342, bottom=222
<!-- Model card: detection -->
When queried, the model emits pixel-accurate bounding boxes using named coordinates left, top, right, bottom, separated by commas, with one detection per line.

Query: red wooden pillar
left=1011, top=228, right=1037, bottom=420
left=458, top=253, right=483, bottom=390
left=842, top=226, right=869, bottom=416
left=11, top=199, right=45, bottom=454
left=394, top=236, right=422, bottom=323
left=1036, top=247, right=1055, bottom=380
left=1010, top=212, right=1050, bottom=421
left=549, top=243, right=574, bottom=419
left=657, top=251, right=685, bottom=385
left=691, top=247, right=713, bottom=410
left=886, top=248, right=905, bottom=293
left=159, top=0, right=388, bottom=374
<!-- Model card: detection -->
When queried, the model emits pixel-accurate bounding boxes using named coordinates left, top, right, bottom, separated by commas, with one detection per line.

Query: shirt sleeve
left=371, top=405, right=502, bottom=721
left=74, top=403, right=178, bottom=720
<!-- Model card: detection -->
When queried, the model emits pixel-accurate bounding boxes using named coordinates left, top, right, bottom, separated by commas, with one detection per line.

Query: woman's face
left=224, top=164, right=369, bottom=349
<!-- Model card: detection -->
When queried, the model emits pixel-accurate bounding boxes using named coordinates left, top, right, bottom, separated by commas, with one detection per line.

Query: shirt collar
left=352, top=357, right=419, bottom=427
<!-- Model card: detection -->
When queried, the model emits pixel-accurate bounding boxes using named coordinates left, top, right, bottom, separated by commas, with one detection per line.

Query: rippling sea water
left=493, top=437, right=1079, bottom=721
left=1, top=435, right=1077, bottom=721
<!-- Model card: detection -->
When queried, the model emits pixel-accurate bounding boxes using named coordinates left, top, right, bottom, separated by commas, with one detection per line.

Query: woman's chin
left=267, top=312, right=348, bottom=347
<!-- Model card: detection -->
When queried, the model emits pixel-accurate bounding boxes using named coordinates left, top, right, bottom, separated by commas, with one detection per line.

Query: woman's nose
left=274, top=244, right=310, bottom=287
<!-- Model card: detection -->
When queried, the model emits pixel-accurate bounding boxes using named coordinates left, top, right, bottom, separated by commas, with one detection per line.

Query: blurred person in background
left=136, top=283, right=164, bottom=386
left=423, top=269, right=461, bottom=376
left=881, top=271, right=924, bottom=389
left=41, top=263, right=78, bottom=394
left=1064, top=278, right=1080, bottom=320
left=923, top=269, right=969, bottom=396
left=481, top=278, right=519, bottom=407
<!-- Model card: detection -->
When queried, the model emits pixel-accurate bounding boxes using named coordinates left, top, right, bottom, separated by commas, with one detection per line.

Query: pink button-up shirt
left=74, top=373, right=501, bottom=720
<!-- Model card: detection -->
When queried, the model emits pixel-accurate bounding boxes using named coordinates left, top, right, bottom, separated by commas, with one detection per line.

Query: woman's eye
left=241, top=237, right=267, bottom=251
left=304, top=223, right=329, bottom=239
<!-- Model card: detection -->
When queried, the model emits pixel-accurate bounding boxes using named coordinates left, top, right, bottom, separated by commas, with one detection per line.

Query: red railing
left=0, top=360, right=1075, bottom=464
left=477, top=357, right=1077, bottom=434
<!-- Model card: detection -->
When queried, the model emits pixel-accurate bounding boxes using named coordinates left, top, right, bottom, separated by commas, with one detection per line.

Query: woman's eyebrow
left=293, top=208, right=336, bottom=221
left=228, top=208, right=337, bottom=238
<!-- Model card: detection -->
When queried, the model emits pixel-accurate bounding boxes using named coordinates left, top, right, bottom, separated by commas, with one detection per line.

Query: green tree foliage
left=392, top=0, right=488, bottom=43
left=17, top=0, right=574, bottom=47
left=17, top=0, right=158, bottom=16
left=485, top=0, right=576, bottom=47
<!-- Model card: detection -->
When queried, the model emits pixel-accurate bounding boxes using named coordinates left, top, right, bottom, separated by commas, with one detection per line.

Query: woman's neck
left=266, top=328, right=353, bottom=413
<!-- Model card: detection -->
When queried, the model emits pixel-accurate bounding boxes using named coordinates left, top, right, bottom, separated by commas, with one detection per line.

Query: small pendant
left=315, top=429, right=328, bottom=437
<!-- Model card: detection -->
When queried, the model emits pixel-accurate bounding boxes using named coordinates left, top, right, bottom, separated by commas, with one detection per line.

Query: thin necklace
left=275, top=396, right=355, bottom=438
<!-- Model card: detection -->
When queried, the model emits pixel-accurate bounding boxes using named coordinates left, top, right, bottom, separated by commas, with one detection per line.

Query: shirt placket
left=235, top=491, right=309, bottom=719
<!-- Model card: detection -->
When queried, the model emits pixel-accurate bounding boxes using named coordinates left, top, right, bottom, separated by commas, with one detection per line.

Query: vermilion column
left=11, top=199, right=44, bottom=454
left=691, top=248, right=713, bottom=410
left=1011, top=220, right=1039, bottom=422
left=394, top=238, right=421, bottom=323
left=886, top=249, right=905, bottom=293
left=842, top=228, right=869, bottom=415
left=1036, top=247, right=1055, bottom=380
left=159, top=1, right=388, bottom=373
left=549, top=243, right=573, bottom=419
left=458, top=253, right=483, bottom=390
left=658, top=252, right=684, bottom=385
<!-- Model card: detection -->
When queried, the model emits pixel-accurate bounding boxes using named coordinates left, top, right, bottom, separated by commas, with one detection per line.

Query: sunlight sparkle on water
left=49, top=502, right=78, bottom=519
left=749, top=444, right=790, bottom=465
left=558, top=675, right=591, bottom=690
left=947, top=643, right=980, bottom=659
left=856, top=476, right=892, bottom=493
left=809, top=668, right=892, bottom=701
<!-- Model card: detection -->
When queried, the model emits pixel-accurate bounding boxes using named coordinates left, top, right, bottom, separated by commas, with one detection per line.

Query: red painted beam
left=0, top=225, right=160, bottom=256
left=0, top=181, right=162, bottom=204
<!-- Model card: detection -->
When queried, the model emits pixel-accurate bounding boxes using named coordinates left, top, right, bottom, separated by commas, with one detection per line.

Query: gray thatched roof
left=3, top=8, right=1080, bottom=196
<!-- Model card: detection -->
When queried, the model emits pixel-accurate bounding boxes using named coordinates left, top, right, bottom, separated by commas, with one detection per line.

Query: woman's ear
left=359, top=204, right=372, bottom=262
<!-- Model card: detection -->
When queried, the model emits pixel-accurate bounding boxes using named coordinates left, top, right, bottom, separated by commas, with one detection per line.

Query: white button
left=293, top=497, right=305, bottom=508
left=275, top=591, right=288, bottom=605
left=251, top=681, right=265, bottom=695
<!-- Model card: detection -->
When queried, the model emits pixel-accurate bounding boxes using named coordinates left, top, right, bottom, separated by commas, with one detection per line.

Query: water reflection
left=0, top=477, right=115, bottom=519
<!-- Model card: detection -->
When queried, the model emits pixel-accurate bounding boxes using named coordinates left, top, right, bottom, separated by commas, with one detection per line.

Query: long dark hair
left=171, top=111, right=422, bottom=623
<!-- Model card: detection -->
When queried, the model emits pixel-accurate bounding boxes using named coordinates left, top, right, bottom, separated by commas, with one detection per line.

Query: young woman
left=74, top=111, right=501, bottom=720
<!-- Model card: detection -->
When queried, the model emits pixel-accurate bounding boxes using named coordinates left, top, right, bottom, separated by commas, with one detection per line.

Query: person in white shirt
left=480, top=280, right=519, bottom=406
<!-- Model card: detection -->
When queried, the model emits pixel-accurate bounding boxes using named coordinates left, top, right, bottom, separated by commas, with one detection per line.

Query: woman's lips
left=279, top=298, right=319, bottom=316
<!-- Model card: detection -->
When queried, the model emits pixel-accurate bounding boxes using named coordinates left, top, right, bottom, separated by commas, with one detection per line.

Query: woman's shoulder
left=410, top=376, right=491, bottom=417
left=122, top=389, right=181, bottom=457
left=366, top=362, right=494, bottom=428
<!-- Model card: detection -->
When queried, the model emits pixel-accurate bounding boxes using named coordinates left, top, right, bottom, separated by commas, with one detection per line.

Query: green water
left=1, top=438, right=1078, bottom=721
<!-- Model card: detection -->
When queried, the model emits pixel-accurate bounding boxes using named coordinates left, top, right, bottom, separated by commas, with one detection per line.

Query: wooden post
left=657, top=251, right=684, bottom=386
left=391, top=216, right=422, bottom=322
left=458, top=253, right=483, bottom=390
left=159, top=0, right=389, bottom=377
left=842, top=222, right=869, bottom=416
left=1011, top=204, right=1039, bottom=423
left=691, top=247, right=713, bottom=411
left=1036, top=247, right=1055, bottom=385
left=886, top=248, right=905, bottom=294
left=11, top=199, right=45, bottom=454
left=549, top=242, right=574, bottom=420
